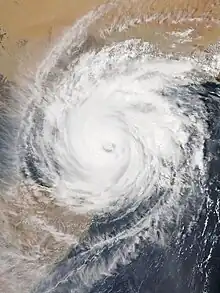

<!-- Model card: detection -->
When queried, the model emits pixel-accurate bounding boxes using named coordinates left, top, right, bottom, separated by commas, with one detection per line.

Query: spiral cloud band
left=18, top=39, right=209, bottom=244
left=23, top=41, right=206, bottom=209
left=1, top=5, right=220, bottom=293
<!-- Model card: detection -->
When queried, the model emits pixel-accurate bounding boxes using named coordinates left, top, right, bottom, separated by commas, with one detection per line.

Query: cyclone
left=1, top=4, right=220, bottom=293
left=18, top=37, right=208, bottom=242
left=20, top=39, right=207, bottom=218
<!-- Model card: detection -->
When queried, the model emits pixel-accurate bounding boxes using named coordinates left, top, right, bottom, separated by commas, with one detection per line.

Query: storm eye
left=102, top=143, right=116, bottom=153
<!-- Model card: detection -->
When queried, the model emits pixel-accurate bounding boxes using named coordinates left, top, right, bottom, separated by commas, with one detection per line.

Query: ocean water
left=1, top=3, right=220, bottom=293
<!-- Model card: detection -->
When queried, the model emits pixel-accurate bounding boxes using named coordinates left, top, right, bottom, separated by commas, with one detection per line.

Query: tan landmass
left=0, top=0, right=220, bottom=78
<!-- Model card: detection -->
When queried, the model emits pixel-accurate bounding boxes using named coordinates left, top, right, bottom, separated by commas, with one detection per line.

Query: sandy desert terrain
left=0, top=0, right=220, bottom=78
